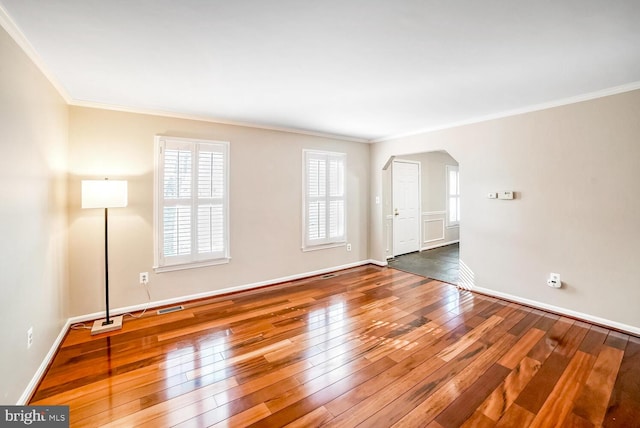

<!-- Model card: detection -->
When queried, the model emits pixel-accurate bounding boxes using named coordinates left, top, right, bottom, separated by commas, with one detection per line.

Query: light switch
left=487, top=192, right=498, bottom=199
left=498, top=191, right=514, bottom=200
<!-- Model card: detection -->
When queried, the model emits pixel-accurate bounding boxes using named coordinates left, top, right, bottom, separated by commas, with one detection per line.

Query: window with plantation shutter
left=447, top=164, right=460, bottom=227
left=154, top=136, right=229, bottom=271
left=303, top=150, right=346, bottom=250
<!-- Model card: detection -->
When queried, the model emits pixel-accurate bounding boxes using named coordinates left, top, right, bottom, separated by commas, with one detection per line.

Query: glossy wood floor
left=31, top=266, right=640, bottom=427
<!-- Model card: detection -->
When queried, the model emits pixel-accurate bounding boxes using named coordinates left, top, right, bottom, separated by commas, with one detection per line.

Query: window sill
left=154, top=257, right=230, bottom=273
left=302, top=242, right=346, bottom=252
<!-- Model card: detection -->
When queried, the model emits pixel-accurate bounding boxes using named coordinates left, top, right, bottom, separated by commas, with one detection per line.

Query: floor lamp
left=81, top=178, right=128, bottom=335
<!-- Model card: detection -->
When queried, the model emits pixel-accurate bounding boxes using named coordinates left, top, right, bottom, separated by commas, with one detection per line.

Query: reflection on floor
left=388, top=243, right=459, bottom=284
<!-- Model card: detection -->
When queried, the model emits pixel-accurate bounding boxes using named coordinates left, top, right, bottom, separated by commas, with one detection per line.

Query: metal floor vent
left=157, top=305, right=184, bottom=315
left=321, top=273, right=337, bottom=279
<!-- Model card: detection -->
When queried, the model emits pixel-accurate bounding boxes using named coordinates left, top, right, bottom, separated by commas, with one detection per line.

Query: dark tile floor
left=388, top=243, right=459, bottom=284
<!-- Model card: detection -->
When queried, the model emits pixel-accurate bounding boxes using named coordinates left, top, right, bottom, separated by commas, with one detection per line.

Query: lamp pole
left=103, top=205, right=112, bottom=326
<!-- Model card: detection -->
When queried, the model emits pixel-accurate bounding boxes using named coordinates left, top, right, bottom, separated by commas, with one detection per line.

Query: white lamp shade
left=82, top=180, right=128, bottom=208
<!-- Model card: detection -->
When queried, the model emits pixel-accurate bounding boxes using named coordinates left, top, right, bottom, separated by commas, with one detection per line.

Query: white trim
left=382, top=156, right=396, bottom=171
left=0, top=5, right=72, bottom=103
left=472, top=285, right=640, bottom=337
left=21, top=260, right=385, bottom=403
left=422, top=218, right=445, bottom=243
left=154, top=257, right=230, bottom=273
left=374, top=81, right=640, bottom=142
left=421, top=239, right=459, bottom=252
left=0, top=6, right=366, bottom=147
left=0, top=3, right=364, bottom=144
left=72, top=100, right=369, bottom=143
left=2, top=1, right=639, bottom=148
left=422, top=211, right=446, bottom=216
left=68, top=260, right=376, bottom=325
left=25, top=258, right=640, bottom=404
left=384, top=216, right=393, bottom=254
left=301, top=242, right=346, bottom=252
left=17, top=318, right=71, bottom=404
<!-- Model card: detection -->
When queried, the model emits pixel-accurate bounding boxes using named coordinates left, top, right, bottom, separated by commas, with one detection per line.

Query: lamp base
left=90, top=315, right=123, bottom=335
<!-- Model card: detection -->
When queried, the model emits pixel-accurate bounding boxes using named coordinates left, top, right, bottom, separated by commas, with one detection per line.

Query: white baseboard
left=420, top=239, right=459, bottom=252
left=69, top=259, right=377, bottom=324
left=17, top=318, right=71, bottom=405
left=473, top=285, right=640, bottom=337
left=21, top=260, right=638, bottom=404
left=27, top=259, right=380, bottom=402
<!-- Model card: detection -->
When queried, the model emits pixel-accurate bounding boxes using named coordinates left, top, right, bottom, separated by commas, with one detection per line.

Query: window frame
left=446, top=164, right=460, bottom=227
left=153, top=136, right=230, bottom=272
left=302, top=149, right=347, bottom=251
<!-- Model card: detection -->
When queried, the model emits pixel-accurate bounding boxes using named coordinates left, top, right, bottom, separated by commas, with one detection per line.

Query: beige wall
left=67, top=107, right=370, bottom=316
left=0, top=26, right=68, bottom=403
left=370, top=90, right=640, bottom=330
left=3, top=12, right=640, bottom=404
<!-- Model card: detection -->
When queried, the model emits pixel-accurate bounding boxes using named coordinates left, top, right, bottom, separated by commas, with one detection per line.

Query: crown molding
left=0, top=4, right=72, bottom=103
left=374, top=81, right=640, bottom=143
left=69, top=99, right=370, bottom=143
left=3, top=3, right=639, bottom=145
left=0, top=5, right=367, bottom=144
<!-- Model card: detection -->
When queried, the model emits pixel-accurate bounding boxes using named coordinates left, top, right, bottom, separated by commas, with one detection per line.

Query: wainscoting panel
left=423, top=218, right=445, bottom=243
left=422, top=211, right=445, bottom=246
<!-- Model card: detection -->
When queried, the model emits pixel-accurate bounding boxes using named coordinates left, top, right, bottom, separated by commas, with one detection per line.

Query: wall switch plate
left=488, top=192, right=498, bottom=199
left=140, top=272, right=149, bottom=285
left=498, top=191, right=514, bottom=200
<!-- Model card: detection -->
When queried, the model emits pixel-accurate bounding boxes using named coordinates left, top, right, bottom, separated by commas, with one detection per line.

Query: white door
left=392, top=161, right=420, bottom=256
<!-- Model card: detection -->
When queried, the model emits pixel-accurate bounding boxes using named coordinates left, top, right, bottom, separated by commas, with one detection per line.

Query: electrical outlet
left=139, top=272, right=149, bottom=285
left=27, top=327, right=33, bottom=349
left=547, top=273, right=561, bottom=288
left=346, top=243, right=352, bottom=252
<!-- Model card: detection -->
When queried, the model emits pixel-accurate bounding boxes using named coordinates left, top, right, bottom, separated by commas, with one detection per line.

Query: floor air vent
left=321, top=273, right=337, bottom=279
left=157, top=305, right=184, bottom=315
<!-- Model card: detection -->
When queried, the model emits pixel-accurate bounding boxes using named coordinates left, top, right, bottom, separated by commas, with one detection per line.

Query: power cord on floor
left=69, top=282, right=152, bottom=330
left=122, top=282, right=152, bottom=319
left=70, top=323, right=91, bottom=330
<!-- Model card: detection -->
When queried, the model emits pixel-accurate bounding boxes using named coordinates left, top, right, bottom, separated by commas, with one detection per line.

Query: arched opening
left=382, top=150, right=460, bottom=284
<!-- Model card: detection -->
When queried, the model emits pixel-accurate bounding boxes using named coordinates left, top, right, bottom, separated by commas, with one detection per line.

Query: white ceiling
left=1, top=0, right=640, bottom=141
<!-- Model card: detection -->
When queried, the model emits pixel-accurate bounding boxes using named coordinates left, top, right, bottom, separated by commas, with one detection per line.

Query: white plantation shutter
left=155, top=137, right=229, bottom=269
left=304, top=150, right=346, bottom=248
left=197, top=150, right=225, bottom=254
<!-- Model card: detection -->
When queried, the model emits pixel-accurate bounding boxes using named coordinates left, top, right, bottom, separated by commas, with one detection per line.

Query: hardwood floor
left=30, top=265, right=640, bottom=427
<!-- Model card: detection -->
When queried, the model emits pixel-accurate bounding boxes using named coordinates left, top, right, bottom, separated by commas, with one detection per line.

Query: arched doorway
left=382, top=150, right=460, bottom=284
